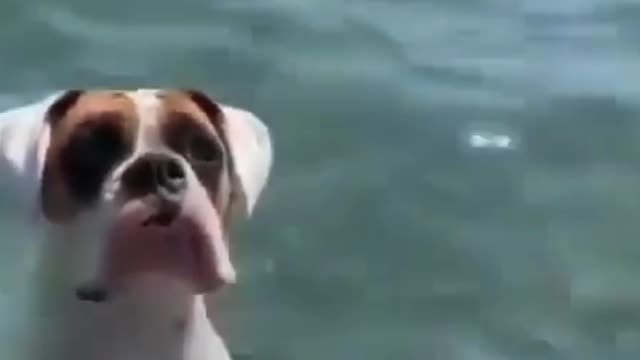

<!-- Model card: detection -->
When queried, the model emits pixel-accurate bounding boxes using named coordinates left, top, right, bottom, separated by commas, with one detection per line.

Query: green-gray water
left=1, top=0, right=640, bottom=359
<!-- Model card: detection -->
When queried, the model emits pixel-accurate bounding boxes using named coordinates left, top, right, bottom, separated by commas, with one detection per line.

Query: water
left=0, top=0, right=639, bottom=359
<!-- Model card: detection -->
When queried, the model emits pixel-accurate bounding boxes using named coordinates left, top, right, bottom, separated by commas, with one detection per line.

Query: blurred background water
left=1, top=0, right=640, bottom=359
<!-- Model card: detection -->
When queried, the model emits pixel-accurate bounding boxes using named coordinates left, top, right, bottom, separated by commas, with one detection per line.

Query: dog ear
left=184, top=90, right=273, bottom=219
left=220, top=105, right=273, bottom=218
left=39, top=90, right=84, bottom=222
left=0, top=91, right=83, bottom=224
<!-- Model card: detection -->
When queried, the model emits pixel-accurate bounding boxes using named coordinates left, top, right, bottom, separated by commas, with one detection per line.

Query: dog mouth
left=76, top=188, right=235, bottom=303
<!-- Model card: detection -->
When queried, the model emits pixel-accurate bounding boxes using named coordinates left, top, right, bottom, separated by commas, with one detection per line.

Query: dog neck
left=25, top=227, right=231, bottom=360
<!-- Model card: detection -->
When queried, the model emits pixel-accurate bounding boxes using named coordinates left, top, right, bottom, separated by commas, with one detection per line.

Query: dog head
left=35, top=89, right=272, bottom=301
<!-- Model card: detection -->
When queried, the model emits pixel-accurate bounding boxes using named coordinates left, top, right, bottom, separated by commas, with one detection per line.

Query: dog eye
left=60, top=123, right=128, bottom=201
left=185, top=133, right=222, bottom=164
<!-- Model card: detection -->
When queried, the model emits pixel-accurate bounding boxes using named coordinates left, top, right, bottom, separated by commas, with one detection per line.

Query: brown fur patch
left=157, top=90, right=235, bottom=231
left=41, top=91, right=139, bottom=221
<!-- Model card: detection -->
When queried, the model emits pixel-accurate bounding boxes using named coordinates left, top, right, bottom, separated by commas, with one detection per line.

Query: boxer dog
left=0, top=89, right=272, bottom=360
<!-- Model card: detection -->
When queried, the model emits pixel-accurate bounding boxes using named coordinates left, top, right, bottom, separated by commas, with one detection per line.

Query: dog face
left=36, top=89, right=272, bottom=301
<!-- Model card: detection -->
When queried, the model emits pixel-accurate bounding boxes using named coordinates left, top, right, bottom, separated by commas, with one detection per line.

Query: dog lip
left=96, top=194, right=231, bottom=295
left=142, top=209, right=178, bottom=226
left=134, top=193, right=182, bottom=227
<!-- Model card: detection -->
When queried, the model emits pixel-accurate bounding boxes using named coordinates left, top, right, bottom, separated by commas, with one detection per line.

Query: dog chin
left=76, top=191, right=235, bottom=303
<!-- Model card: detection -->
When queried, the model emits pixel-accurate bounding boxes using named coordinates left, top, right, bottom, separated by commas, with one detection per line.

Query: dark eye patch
left=59, top=114, right=130, bottom=203
left=163, top=112, right=225, bottom=194
left=164, top=112, right=223, bottom=165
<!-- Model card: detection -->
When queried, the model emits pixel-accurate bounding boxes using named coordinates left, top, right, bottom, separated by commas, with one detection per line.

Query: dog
left=0, top=89, right=273, bottom=360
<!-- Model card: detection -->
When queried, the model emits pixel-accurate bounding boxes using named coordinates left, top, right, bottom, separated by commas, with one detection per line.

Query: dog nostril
left=122, top=158, right=154, bottom=195
left=157, top=158, right=186, bottom=194
left=165, top=159, right=184, bottom=181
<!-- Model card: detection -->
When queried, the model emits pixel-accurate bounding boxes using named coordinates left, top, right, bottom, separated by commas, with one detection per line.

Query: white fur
left=222, top=105, right=273, bottom=217
left=0, top=90, right=273, bottom=360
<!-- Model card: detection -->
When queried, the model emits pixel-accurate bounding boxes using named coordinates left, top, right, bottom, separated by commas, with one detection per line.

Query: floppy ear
left=185, top=90, right=273, bottom=219
left=219, top=105, right=273, bottom=218
left=0, top=91, right=78, bottom=222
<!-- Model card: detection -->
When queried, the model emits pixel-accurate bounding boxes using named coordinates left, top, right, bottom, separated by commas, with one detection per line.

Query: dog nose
left=122, top=153, right=187, bottom=200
